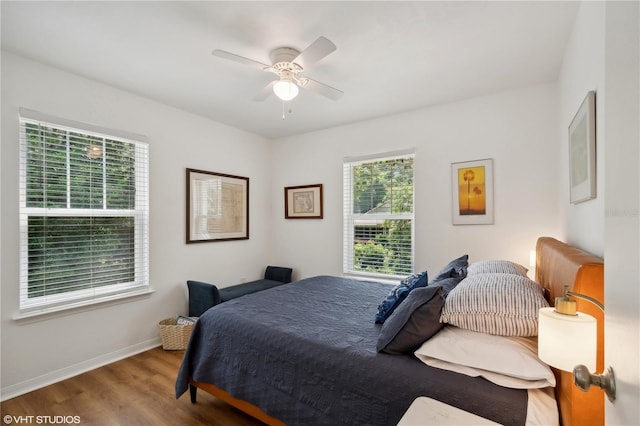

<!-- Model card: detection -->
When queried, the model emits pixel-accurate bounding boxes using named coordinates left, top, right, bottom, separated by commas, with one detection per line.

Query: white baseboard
left=1, top=337, right=162, bottom=401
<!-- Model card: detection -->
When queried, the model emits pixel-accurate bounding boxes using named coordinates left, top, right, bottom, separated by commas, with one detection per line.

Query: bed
left=176, top=237, right=604, bottom=426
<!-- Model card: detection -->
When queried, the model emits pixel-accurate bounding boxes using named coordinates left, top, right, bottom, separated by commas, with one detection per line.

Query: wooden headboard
left=535, top=237, right=604, bottom=426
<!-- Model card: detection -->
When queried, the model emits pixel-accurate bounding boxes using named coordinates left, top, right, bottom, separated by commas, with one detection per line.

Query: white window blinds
left=343, top=150, right=415, bottom=279
left=18, top=109, right=149, bottom=315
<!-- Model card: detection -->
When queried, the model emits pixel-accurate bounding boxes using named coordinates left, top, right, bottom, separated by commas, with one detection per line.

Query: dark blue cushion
left=264, top=266, right=293, bottom=283
left=377, top=285, right=444, bottom=354
left=187, top=280, right=221, bottom=317
left=377, top=274, right=466, bottom=354
left=429, top=275, right=464, bottom=298
left=431, top=254, right=469, bottom=282
left=374, top=271, right=428, bottom=324
left=219, top=279, right=286, bottom=302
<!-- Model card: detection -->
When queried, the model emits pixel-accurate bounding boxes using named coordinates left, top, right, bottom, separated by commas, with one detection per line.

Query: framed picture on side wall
left=285, top=184, right=323, bottom=219
left=569, top=91, right=596, bottom=204
left=451, top=159, right=494, bottom=225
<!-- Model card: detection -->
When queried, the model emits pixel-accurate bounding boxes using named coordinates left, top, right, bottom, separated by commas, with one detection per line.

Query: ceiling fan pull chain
left=281, top=100, right=294, bottom=120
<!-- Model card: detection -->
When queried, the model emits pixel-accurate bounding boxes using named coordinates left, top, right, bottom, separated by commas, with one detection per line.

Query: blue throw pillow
left=374, top=271, right=428, bottom=324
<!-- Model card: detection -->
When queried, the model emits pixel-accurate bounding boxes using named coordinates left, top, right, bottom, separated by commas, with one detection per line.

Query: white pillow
left=467, top=260, right=528, bottom=277
left=414, top=326, right=555, bottom=389
left=440, top=273, right=549, bottom=336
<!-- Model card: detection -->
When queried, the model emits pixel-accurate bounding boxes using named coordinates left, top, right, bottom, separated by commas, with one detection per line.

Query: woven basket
left=159, top=318, right=194, bottom=350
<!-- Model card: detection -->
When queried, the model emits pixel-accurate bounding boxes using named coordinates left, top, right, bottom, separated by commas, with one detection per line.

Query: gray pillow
left=428, top=275, right=464, bottom=297
left=376, top=285, right=444, bottom=355
left=431, top=254, right=469, bottom=282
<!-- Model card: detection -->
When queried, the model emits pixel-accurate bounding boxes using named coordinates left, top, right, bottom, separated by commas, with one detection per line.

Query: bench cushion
left=264, top=266, right=293, bottom=284
left=219, top=279, right=286, bottom=302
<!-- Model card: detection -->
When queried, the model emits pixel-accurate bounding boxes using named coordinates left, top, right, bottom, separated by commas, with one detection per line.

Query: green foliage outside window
left=351, top=158, right=413, bottom=276
left=25, top=124, right=135, bottom=210
left=353, top=158, right=413, bottom=214
left=28, top=217, right=135, bottom=298
left=24, top=123, right=138, bottom=299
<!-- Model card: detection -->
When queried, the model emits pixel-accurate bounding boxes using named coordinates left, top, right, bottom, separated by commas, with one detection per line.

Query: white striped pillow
left=467, top=260, right=528, bottom=277
left=440, top=273, right=549, bottom=336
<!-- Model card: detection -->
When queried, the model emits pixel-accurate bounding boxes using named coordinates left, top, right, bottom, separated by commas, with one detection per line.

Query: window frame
left=343, top=149, right=415, bottom=281
left=18, top=109, right=150, bottom=316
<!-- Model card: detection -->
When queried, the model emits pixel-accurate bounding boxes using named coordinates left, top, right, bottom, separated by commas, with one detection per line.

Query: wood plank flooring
left=0, top=347, right=265, bottom=426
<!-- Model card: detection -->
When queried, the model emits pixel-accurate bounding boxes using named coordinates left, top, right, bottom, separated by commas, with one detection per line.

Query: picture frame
left=451, top=158, right=494, bottom=225
left=569, top=91, right=596, bottom=204
left=186, top=168, right=249, bottom=243
left=284, top=184, right=323, bottom=219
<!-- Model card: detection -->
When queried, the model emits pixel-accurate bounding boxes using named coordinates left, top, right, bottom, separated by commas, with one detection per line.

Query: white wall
left=0, top=52, right=273, bottom=399
left=270, top=83, right=561, bottom=280
left=603, top=2, right=640, bottom=424
left=557, top=1, right=606, bottom=257
left=3, top=7, right=638, bottom=424
left=558, top=2, right=640, bottom=423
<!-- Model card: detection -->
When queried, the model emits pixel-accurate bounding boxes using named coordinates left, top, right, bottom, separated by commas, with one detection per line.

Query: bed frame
left=188, top=236, right=605, bottom=426
left=536, top=236, right=604, bottom=426
left=188, top=380, right=284, bottom=425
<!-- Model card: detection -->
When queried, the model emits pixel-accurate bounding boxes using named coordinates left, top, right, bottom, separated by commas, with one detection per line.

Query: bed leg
left=189, top=384, right=197, bottom=403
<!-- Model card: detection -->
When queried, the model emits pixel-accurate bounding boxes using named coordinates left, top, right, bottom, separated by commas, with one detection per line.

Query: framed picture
left=569, top=91, right=596, bottom=204
left=186, top=168, right=249, bottom=243
left=284, top=184, right=323, bottom=219
left=451, top=159, right=494, bottom=225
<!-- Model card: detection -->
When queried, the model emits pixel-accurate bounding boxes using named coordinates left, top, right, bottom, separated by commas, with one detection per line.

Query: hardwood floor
left=0, top=347, right=265, bottom=426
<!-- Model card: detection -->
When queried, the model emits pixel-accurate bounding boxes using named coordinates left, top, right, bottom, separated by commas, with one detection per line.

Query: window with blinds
left=343, top=151, right=414, bottom=279
left=19, top=110, right=149, bottom=314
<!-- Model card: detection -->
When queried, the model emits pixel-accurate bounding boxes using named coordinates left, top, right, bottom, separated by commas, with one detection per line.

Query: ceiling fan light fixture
left=273, top=79, right=299, bottom=101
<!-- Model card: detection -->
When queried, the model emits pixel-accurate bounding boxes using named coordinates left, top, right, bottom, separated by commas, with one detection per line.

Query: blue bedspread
left=176, top=275, right=527, bottom=425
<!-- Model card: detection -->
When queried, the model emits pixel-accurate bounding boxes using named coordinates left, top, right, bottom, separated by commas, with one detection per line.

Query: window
left=19, top=109, right=149, bottom=315
left=343, top=151, right=414, bottom=279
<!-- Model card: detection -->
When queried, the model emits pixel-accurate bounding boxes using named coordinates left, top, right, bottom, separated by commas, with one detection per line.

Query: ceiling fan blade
left=253, top=80, right=276, bottom=101
left=212, top=49, right=270, bottom=71
left=300, top=77, right=343, bottom=101
left=293, top=36, right=336, bottom=69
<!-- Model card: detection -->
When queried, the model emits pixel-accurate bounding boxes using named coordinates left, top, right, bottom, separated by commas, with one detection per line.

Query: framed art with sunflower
left=451, top=158, right=494, bottom=225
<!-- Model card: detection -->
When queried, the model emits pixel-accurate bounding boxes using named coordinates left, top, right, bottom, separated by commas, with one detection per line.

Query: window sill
left=13, top=287, right=155, bottom=324
left=342, top=273, right=402, bottom=285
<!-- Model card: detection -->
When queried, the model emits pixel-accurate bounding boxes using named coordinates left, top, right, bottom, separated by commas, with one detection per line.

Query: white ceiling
left=1, top=1, right=579, bottom=139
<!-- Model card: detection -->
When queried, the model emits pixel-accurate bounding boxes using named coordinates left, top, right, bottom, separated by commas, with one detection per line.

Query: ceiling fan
left=212, top=36, right=343, bottom=103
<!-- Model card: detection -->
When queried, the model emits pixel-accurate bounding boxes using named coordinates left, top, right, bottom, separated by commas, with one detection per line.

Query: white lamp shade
left=529, top=249, right=536, bottom=268
left=538, top=307, right=597, bottom=372
left=273, top=80, right=299, bottom=101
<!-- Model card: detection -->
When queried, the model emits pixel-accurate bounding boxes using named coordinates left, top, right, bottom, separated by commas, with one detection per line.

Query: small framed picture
left=569, top=91, right=596, bottom=204
left=451, top=159, right=494, bottom=225
left=284, top=184, right=323, bottom=219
